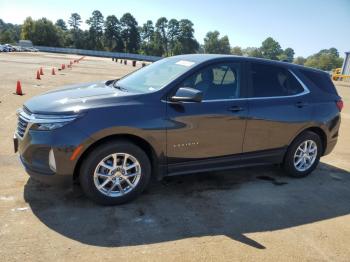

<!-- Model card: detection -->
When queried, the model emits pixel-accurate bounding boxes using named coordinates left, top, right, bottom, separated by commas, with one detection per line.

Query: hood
left=24, top=81, right=137, bottom=114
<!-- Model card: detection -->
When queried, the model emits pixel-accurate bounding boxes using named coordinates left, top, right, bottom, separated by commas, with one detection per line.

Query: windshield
left=115, top=57, right=196, bottom=93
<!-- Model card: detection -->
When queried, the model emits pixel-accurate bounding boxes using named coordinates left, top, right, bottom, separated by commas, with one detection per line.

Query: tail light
left=336, top=99, right=343, bottom=112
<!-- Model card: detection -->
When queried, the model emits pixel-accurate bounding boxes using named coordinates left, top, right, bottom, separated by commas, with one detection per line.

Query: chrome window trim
left=199, top=69, right=310, bottom=103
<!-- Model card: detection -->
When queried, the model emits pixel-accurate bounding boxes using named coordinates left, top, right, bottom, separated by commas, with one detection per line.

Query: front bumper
left=19, top=154, right=71, bottom=185
left=14, top=123, right=93, bottom=185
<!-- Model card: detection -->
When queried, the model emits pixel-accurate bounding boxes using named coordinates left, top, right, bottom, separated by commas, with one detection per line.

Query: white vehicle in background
left=0, top=42, right=39, bottom=52
left=27, top=47, right=39, bottom=52
left=4, top=44, right=15, bottom=52
left=12, top=46, right=23, bottom=52
left=0, top=44, right=10, bottom=52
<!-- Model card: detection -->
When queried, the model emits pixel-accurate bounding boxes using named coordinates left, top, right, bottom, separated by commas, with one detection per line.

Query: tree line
left=0, top=11, right=343, bottom=71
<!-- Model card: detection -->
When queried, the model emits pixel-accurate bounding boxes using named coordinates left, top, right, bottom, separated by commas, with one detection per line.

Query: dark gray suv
left=14, top=54, right=342, bottom=205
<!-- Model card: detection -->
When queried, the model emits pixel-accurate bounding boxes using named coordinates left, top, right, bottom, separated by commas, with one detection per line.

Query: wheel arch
left=290, top=126, right=327, bottom=155
left=73, top=134, right=161, bottom=181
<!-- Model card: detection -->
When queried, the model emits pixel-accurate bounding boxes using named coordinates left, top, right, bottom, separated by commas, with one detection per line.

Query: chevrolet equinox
left=14, top=54, right=343, bottom=205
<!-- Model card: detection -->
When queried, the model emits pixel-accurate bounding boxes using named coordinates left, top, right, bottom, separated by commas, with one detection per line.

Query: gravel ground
left=0, top=52, right=349, bottom=262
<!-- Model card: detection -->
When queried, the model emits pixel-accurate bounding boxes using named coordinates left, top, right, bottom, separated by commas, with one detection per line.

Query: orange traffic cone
left=52, top=68, right=56, bottom=75
left=15, top=81, right=23, bottom=95
left=36, top=70, right=41, bottom=80
left=62, top=64, right=65, bottom=70
left=40, top=67, right=44, bottom=75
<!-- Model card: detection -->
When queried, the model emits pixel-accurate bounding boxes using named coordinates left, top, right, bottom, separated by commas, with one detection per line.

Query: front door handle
left=228, top=106, right=245, bottom=112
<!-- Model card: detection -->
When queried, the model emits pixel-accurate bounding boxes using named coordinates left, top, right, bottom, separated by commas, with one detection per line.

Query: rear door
left=244, top=62, right=311, bottom=155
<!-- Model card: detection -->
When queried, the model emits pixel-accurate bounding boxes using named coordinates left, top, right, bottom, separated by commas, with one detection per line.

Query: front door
left=166, top=62, right=248, bottom=174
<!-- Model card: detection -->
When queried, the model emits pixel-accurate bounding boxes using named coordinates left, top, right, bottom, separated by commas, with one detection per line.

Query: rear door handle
left=228, top=106, right=245, bottom=112
left=295, top=101, right=308, bottom=108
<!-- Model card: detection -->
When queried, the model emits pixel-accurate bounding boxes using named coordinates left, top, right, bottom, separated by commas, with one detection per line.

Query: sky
left=0, top=0, right=349, bottom=57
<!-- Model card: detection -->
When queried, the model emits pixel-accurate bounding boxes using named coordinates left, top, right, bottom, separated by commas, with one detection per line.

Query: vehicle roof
left=172, top=54, right=327, bottom=74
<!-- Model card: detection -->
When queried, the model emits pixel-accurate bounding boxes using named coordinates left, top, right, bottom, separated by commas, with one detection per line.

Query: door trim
left=166, top=147, right=287, bottom=176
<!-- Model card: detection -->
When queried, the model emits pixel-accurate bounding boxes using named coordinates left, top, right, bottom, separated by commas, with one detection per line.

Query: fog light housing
left=49, top=149, right=56, bottom=172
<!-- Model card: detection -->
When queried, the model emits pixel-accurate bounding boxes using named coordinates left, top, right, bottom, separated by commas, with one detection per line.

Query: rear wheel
left=79, top=140, right=151, bottom=205
left=283, top=131, right=323, bottom=178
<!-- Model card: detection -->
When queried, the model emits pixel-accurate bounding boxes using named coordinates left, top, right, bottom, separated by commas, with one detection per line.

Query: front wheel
left=283, top=131, right=323, bottom=178
left=79, top=140, right=151, bottom=205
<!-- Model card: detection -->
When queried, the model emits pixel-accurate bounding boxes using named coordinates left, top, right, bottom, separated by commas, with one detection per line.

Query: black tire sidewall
left=79, top=140, right=151, bottom=205
left=284, top=131, right=323, bottom=178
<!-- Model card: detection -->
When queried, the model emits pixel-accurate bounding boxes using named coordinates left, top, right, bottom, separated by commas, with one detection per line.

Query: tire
left=283, top=131, right=323, bottom=178
left=79, top=140, right=151, bottom=205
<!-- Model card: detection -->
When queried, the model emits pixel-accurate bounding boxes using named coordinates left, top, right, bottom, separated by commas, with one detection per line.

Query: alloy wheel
left=93, top=153, right=141, bottom=197
left=293, top=140, right=318, bottom=172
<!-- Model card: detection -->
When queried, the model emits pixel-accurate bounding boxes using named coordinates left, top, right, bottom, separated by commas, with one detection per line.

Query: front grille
left=23, top=105, right=31, bottom=115
left=17, top=117, right=28, bottom=137
left=16, top=108, right=31, bottom=138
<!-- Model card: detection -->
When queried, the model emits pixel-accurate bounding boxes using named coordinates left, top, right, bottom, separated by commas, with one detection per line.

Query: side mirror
left=170, top=87, right=203, bottom=103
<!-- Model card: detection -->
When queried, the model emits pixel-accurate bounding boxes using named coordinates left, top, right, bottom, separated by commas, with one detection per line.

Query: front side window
left=180, top=63, right=241, bottom=100
left=250, top=63, right=304, bottom=97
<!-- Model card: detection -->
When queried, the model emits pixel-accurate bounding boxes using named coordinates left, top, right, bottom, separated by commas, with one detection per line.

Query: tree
left=21, top=17, right=35, bottom=40
left=120, top=13, right=140, bottom=53
left=55, top=19, right=67, bottom=31
left=319, top=47, right=339, bottom=57
left=22, top=18, right=62, bottom=46
left=140, top=20, right=155, bottom=55
left=203, top=31, right=231, bottom=54
left=220, top=36, right=230, bottom=54
left=242, top=47, right=263, bottom=58
left=304, top=48, right=343, bottom=71
left=173, top=19, right=198, bottom=54
left=0, top=19, right=21, bottom=43
left=0, top=20, right=20, bottom=43
left=294, top=56, right=306, bottom=65
left=283, top=47, right=295, bottom=62
left=104, top=15, right=123, bottom=51
left=155, top=17, right=168, bottom=56
left=260, top=37, right=282, bottom=60
left=277, top=47, right=295, bottom=62
left=86, top=10, right=104, bottom=50
left=68, top=13, right=82, bottom=30
left=68, top=13, right=82, bottom=48
left=141, top=20, right=154, bottom=43
left=0, top=30, right=14, bottom=43
left=150, top=31, right=164, bottom=56
left=167, top=19, right=180, bottom=55
left=75, top=29, right=90, bottom=49
left=231, top=46, right=243, bottom=56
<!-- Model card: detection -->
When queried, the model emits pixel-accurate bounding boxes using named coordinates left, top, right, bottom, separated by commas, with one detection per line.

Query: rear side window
left=300, top=70, right=337, bottom=95
left=250, top=63, right=304, bottom=97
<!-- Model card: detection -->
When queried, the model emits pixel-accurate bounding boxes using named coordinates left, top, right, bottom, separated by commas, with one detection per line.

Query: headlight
left=31, top=121, right=72, bottom=131
left=29, top=113, right=80, bottom=131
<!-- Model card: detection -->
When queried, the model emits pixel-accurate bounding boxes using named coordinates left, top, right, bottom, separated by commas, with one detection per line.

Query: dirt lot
left=0, top=52, right=349, bottom=262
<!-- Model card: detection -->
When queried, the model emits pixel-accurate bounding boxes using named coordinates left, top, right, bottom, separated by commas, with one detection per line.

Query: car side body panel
left=15, top=54, right=341, bottom=184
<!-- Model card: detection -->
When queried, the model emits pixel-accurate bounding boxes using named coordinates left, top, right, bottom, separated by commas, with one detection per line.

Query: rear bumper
left=323, top=138, right=338, bottom=156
